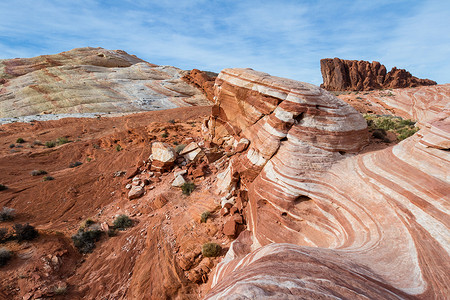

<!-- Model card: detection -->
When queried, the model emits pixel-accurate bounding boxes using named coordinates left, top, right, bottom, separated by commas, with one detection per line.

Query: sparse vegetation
left=79, top=218, right=95, bottom=230
left=9, top=144, right=15, bottom=148
left=115, top=145, right=122, bottom=151
left=0, top=228, right=10, bottom=243
left=202, top=242, right=221, bottom=257
left=45, top=141, right=56, bottom=148
left=42, top=176, right=54, bottom=181
left=113, top=215, right=132, bottom=230
left=0, top=184, right=7, bottom=191
left=31, top=169, right=47, bottom=176
left=181, top=182, right=195, bottom=196
left=0, top=207, right=15, bottom=222
left=16, top=138, right=25, bottom=144
left=72, top=227, right=103, bottom=254
left=161, top=131, right=169, bottom=138
left=168, top=119, right=175, bottom=124
left=0, top=248, right=12, bottom=266
left=69, top=161, right=83, bottom=168
left=57, top=137, right=70, bottom=145
left=87, top=157, right=92, bottom=162
left=175, top=144, right=186, bottom=153
left=13, top=223, right=38, bottom=242
left=364, top=114, right=419, bottom=141
left=53, top=284, right=67, bottom=295
left=200, top=211, right=210, bottom=223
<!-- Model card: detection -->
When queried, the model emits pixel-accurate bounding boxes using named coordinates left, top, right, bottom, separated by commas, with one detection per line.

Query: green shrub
left=53, top=284, right=67, bottom=295
left=161, top=132, right=168, bottom=138
left=9, top=144, right=15, bottom=148
left=363, top=114, right=418, bottom=141
left=0, top=248, right=12, bottom=266
left=31, top=170, right=47, bottom=176
left=200, top=211, right=210, bottom=223
left=57, top=137, right=70, bottom=145
left=45, top=141, right=56, bottom=148
left=79, top=218, right=95, bottom=230
left=69, top=161, right=83, bottom=168
left=202, top=242, right=221, bottom=257
left=16, top=138, right=25, bottom=144
left=181, top=182, right=195, bottom=196
left=0, top=228, right=10, bottom=243
left=0, top=184, right=7, bottom=191
left=0, top=207, right=15, bottom=222
left=43, top=176, right=54, bottom=181
left=13, top=223, right=38, bottom=242
left=71, top=228, right=103, bottom=253
left=113, top=215, right=132, bottom=230
left=115, top=145, right=122, bottom=152
left=86, top=157, right=92, bottom=162
left=175, top=144, right=186, bottom=153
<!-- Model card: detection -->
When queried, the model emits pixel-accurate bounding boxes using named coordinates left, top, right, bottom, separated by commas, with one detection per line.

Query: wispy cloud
left=0, top=0, right=447, bottom=84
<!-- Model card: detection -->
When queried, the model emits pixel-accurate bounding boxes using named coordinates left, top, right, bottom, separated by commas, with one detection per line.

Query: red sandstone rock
left=182, top=69, right=217, bottom=102
left=320, top=58, right=436, bottom=91
left=223, top=219, right=237, bottom=237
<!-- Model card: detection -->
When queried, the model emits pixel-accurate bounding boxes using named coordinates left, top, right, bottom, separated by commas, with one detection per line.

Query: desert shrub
left=161, top=132, right=168, bottom=138
left=16, top=138, right=25, bottom=144
left=175, top=144, right=186, bottom=153
left=0, top=184, right=7, bottom=191
left=200, top=211, right=210, bottom=223
left=9, top=144, right=15, bottom=148
left=33, top=140, right=43, bottom=146
left=53, top=284, right=67, bottom=295
left=72, top=228, right=103, bottom=253
left=364, top=114, right=418, bottom=141
left=0, top=228, right=10, bottom=243
left=13, top=223, right=38, bottom=242
left=57, top=137, right=70, bottom=145
left=79, top=218, right=95, bottom=230
left=31, top=169, right=47, bottom=176
left=0, top=207, right=15, bottom=222
left=42, top=176, right=54, bottom=181
left=69, top=161, right=83, bottom=168
left=45, top=141, right=56, bottom=148
left=86, top=157, right=92, bottom=162
left=202, top=242, right=221, bottom=257
left=0, top=248, right=12, bottom=266
left=168, top=119, right=175, bottom=124
left=181, top=182, right=195, bottom=196
left=115, top=145, right=122, bottom=152
left=107, top=228, right=118, bottom=237
left=113, top=215, right=132, bottom=230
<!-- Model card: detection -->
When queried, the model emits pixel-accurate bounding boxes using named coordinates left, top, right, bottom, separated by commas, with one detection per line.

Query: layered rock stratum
left=0, top=47, right=210, bottom=119
left=204, top=68, right=449, bottom=299
left=321, top=58, right=437, bottom=91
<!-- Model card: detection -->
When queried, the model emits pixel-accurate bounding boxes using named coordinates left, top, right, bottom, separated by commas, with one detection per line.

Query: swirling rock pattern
left=206, top=69, right=449, bottom=298
left=0, top=47, right=210, bottom=118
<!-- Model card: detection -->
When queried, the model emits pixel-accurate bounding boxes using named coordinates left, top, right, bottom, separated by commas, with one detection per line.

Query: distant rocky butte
left=0, top=47, right=210, bottom=119
left=321, top=57, right=437, bottom=91
left=202, top=68, right=449, bottom=298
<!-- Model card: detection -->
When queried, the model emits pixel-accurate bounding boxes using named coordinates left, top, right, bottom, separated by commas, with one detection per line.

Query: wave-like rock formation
left=204, top=68, right=449, bottom=298
left=0, top=47, right=210, bottom=118
left=321, top=58, right=437, bottom=91
left=182, top=69, right=217, bottom=102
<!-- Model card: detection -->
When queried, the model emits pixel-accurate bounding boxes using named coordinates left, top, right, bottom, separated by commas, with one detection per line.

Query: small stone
left=233, top=214, right=243, bottom=224
left=223, top=219, right=237, bottom=236
left=128, top=186, right=144, bottom=200
left=174, top=169, right=187, bottom=178
left=220, top=207, right=229, bottom=216
left=125, top=184, right=132, bottom=189
left=230, top=206, right=239, bottom=215
left=172, top=174, right=186, bottom=187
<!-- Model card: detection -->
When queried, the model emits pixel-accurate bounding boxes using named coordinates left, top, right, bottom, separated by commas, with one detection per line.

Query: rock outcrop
left=204, top=68, right=449, bottom=299
left=182, top=69, right=217, bottom=102
left=320, top=58, right=437, bottom=91
left=0, top=47, right=210, bottom=119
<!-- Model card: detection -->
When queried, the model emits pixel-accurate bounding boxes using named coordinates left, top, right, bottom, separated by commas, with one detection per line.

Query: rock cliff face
left=204, top=68, right=449, bottom=298
left=0, top=47, right=210, bottom=119
left=182, top=69, right=217, bottom=102
left=320, top=58, right=437, bottom=91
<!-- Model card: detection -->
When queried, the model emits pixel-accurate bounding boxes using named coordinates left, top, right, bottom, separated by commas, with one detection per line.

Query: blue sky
left=0, top=0, right=448, bottom=84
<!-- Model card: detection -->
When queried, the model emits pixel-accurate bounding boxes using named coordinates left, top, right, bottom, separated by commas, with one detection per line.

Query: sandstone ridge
left=0, top=47, right=210, bottom=119
left=321, top=57, right=437, bottom=91
left=204, top=68, right=449, bottom=299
